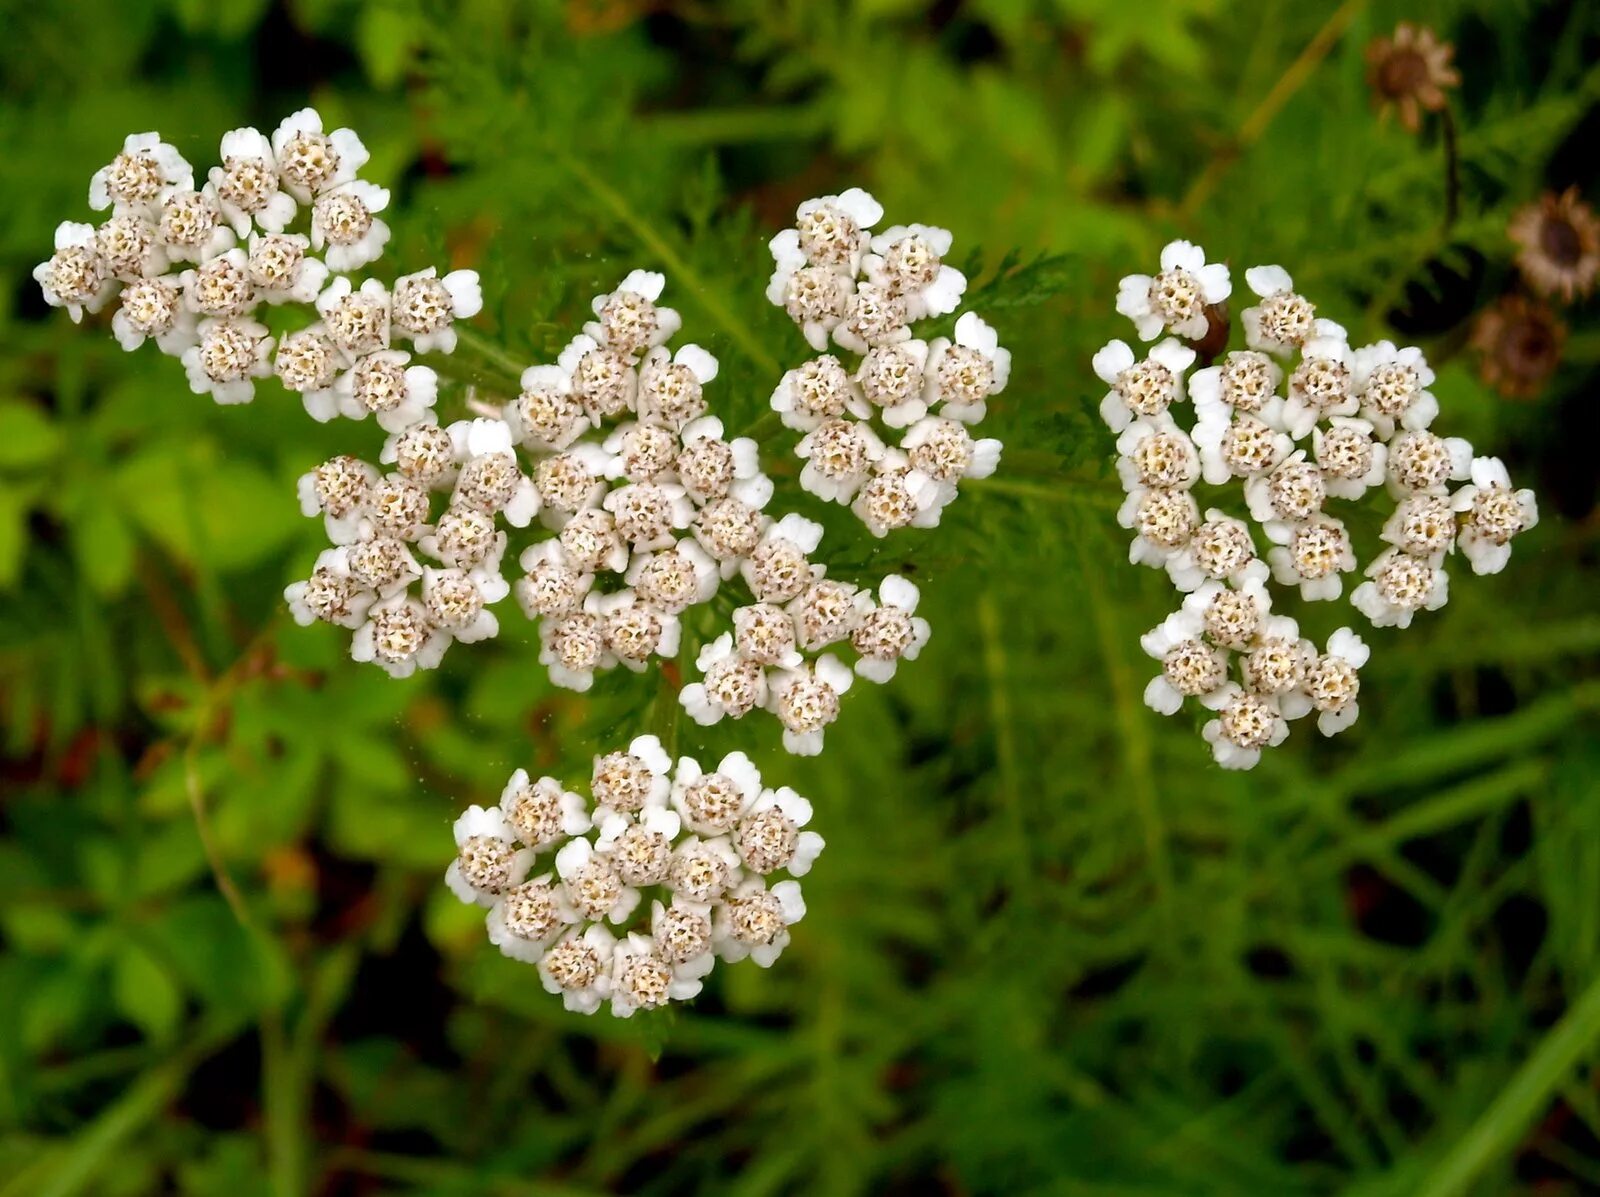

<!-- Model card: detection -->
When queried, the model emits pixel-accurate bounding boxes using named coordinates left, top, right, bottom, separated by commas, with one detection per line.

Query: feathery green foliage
left=1, top=1, right=1598, bottom=1194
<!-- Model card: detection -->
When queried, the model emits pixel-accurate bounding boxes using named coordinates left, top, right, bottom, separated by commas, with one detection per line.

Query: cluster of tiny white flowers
left=445, top=737, right=823, bottom=1017
left=680, top=569, right=931, bottom=756
left=1102, top=242, right=1539, bottom=767
left=766, top=189, right=1006, bottom=535
left=35, top=115, right=482, bottom=415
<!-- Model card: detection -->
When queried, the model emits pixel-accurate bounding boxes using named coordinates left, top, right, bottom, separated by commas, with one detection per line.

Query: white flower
left=604, top=481, right=694, bottom=553
left=391, top=268, right=483, bottom=354
left=767, top=189, right=882, bottom=321
left=1241, top=266, right=1349, bottom=357
left=610, top=931, right=703, bottom=1016
left=1380, top=493, right=1457, bottom=562
left=1387, top=429, right=1473, bottom=497
left=556, top=837, right=641, bottom=925
left=680, top=633, right=766, bottom=726
left=558, top=332, right=639, bottom=420
left=336, top=348, right=440, bottom=433
left=852, top=574, right=931, bottom=683
left=796, top=417, right=885, bottom=504
left=514, top=539, right=594, bottom=620
left=1201, top=685, right=1290, bottom=770
left=769, top=654, right=853, bottom=756
left=1352, top=341, right=1439, bottom=439
left=111, top=276, right=196, bottom=354
left=925, top=312, right=1011, bottom=424
left=538, top=608, right=613, bottom=692
left=486, top=874, right=575, bottom=964
left=181, top=317, right=274, bottom=405
left=1267, top=514, right=1357, bottom=601
left=1165, top=509, right=1264, bottom=592
left=1451, top=456, right=1539, bottom=575
left=1140, top=607, right=1230, bottom=715
left=246, top=232, right=328, bottom=305
left=678, top=416, right=772, bottom=508
left=499, top=769, right=592, bottom=850
left=864, top=223, right=966, bottom=319
left=671, top=751, right=763, bottom=837
left=316, top=276, right=392, bottom=357
left=154, top=189, right=236, bottom=264
left=770, top=354, right=869, bottom=432
left=624, top=538, right=719, bottom=613
left=89, top=132, right=193, bottom=215
left=1116, top=419, right=1199, bottom=493
left=343, top=525, right=425, bottom=595
left=1116, top=240, right=1231, bottom=341
left=96, top=212, right=170, bottom=283
left=1193, top=412, right=1294, bottom=487
left=283, top=547, right=375, bottom=630
left=538, top=924, right=617, bottom=1015
left=420, top=565, right=506, bottom=644
left=636, top=343, right=719, bottom=431
left=209, top=127, right=297, bottom=236
left=1245, top=451, right=1327, bottom=529
left=444, top=805, right=533, bottom=907
left=311, top=180, right=391, bottom=272
left=1279, top=330, right=1357, bottom=440
left=594, top=802, right=682, bottom=863
left=735, top=787, right=825, bottom=877
left=297, top=456, right=377, bottom=542
left=590, top=588, right=681, bottom=672
left=1187, top=350, right=1285, bottom=427
left=741, top=514, right=825, bottom=604
left=350, top=592, right=449, bottom=678
left=854, top=338, right=931, bottom=428
left=1314, top=417, right=1387, bottom=501
left=585, top=270, right=681, bottom=356
left=446, top=418, right=540, bottom=527
left=714, top=878, right=807, bottom=968
left=901, top=417, right=1002, bottom=513
left=590, top=736, right=673, bottom=825
left=271, top=107, right=369, bottom=203
left=509, top=364, right=591, bottom=451
left=1351, top=547, right=1450, bottom=628
left=651, top=898, right=718, bottom=981
left=1181, top=576, right=1274, bottom=651
left=1117, top=484, right=1200, bottom=571
left=1301, top=628, right=1369, bottom=737
left=1094, top=337, right=1195, bottom=433
left=34, top=222, right=113, bottom=323
left=852, top=450, right=942, bottom=536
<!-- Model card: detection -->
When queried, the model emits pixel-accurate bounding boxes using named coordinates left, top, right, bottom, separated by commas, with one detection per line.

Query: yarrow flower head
left=1099, top=242, right=1537, bottom=767
left=766, top=188, right=1003, bottom=535
left=445, top=749, right=823, bottom=1016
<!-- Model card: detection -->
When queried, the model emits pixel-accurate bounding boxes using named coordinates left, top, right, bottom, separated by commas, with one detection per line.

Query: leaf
left=110, top=943, right=182, bottom=1041
left=0, top=405, right=62, bottom=469
left=71, top=504, right=135, bottom=597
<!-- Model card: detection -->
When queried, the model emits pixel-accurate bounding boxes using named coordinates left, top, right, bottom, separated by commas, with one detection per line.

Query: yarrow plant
left=445, top=738, right=822, bottom=1017
left=43, top=126, right=996, bottom=1014
left=1100, top=241, right=1538, bottom=769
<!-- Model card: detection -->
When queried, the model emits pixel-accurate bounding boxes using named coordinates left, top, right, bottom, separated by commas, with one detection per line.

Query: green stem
left=1412, top=970, right=1600, bottom=1197
left=553, top=151, right=782, bottom=377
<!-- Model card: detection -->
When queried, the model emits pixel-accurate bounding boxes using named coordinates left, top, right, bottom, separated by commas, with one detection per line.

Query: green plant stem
left=1411, top=970, right=1600, bottom=1197
left=553, top=151, right=782, bottom=377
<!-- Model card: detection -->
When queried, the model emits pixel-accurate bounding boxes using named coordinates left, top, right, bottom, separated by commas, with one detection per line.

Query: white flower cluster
left=766, top=189, right=1006, bottom=535
left=445, top=737, right=823, bottom=1016
left=680, top=570, right=931, bottom=756
left=34, top=115, right=482, bottom=414
left=1102, top=242, right=1539, bottom=768
left=285, top=270, right=767, bottom=686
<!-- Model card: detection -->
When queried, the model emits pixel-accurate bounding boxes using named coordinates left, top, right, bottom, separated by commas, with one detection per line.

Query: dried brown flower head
left=1509, top=188, right=1600, bottom=303
left=1365, top=23, right=1460, bottom=133
left=1471, top=294, right=1566, bottom=400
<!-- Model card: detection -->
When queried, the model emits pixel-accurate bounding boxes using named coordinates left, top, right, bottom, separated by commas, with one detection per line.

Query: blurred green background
left=2, top=1, right=1599, bottom=1194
